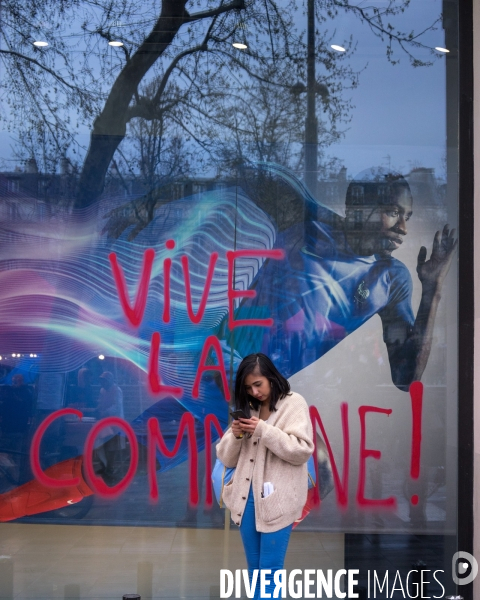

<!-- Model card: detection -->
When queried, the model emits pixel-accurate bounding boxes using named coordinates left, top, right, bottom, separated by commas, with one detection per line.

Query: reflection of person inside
left=93, top=371, right=126, bottom=482
left=66, top=367, right=97, bottom=417
left=0, top=168, right=457, bottom=521
left=0, top=374, right=35, bottom=483
left=98, top=371, right=124, bottom=421
left=217, top=353, right=313, bottom=600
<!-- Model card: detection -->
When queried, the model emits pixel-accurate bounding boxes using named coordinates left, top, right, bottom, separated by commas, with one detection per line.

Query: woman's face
left=244, top=370, right=271, bottom=404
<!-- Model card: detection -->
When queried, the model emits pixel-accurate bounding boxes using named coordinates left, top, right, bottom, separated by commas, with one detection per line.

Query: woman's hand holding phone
left=231, top=419, right=244, bottom=438
left=239, top=416, right=260, bottom=434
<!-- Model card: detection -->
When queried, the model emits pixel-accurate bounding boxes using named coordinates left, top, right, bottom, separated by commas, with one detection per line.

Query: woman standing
left=216, top=353, right=314, bottom=599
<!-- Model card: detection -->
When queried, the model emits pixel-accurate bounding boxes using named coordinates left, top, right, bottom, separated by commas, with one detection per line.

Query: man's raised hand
left=416, top=224, right=457, bottom=292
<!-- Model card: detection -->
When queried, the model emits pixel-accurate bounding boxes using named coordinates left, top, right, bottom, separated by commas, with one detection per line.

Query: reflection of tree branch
left=16, top=65, right=64, bottom=157
left=203, top=46, right=289, bottom=89
left=331, top=0, right=440, bottom=65
left=109, top=157, right=131, bottom=194
left=169, top=113, right=214, bottom=154
left=186, top=0, right=245, bottom=23
left=150, top=11, right=221, bottom=108
left=0, top=49, right=85, bottom=92
left=5, top=36, right=71, bottom=154
left=93, top=27, right=131, bottom=62
left=151, top=43, right=207, bottom=107
left=76, top=0, right=246, bottom=208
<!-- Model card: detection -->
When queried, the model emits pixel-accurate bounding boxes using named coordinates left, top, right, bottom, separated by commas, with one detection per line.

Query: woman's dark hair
left=234, top=353, right=290, bottom=415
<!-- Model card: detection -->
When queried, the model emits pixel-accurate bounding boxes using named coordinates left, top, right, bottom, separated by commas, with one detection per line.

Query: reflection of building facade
left=0, top=164, right=447, bottom=218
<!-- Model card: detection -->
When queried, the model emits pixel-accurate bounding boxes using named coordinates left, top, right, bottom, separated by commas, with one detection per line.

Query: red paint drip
left=182, top=252, right=218, bottom=324
left=309, top=403, right=349, bottom=509
left=409, top=381, right=423, bottom=505
left=84, top=417, right=139, bottom=498
left=204, top=414, right=224, bottom=506
left=410, top=381, right=423, bottom=479
left=192, top=335, right=231, bottom=401
left=162, top=257, right=171, bottom=323
left=109, top=248, right=155, bottom=328
left=227, top=249, right=285, bottom=330
left=148, top=332, right=184, bottom=397
left=31, top=408, right=83, bottom=487
left=356, top=406, right=396, bottom=509
left=147, top=413, right=198, bottom=505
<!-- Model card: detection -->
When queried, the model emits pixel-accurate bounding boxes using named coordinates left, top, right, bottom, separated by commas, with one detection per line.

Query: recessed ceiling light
left=435, top=47, right=449, bottom=53
left=232, top=42, right=248, bottom=50
left=331, top=44, right=346, bottom=52
left=109, top=41, right=123, bottom=47
left=33, top=41, right=48, bottom=47
left=98, top=354, right=105, bottom=360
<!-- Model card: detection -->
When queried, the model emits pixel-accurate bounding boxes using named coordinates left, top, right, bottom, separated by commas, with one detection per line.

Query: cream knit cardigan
left=216, top=391, right=314, bottom=533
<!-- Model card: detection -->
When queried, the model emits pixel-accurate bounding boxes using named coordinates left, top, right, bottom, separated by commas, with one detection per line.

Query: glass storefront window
left=0, top=0, right=468, bottom=598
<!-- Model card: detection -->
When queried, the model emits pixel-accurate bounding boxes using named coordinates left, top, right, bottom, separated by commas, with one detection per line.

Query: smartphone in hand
left=230, top=409, right=248, bottom=421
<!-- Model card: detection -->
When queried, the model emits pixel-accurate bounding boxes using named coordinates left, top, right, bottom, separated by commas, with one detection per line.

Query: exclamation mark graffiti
left=409, top=381, right=423, bottom=505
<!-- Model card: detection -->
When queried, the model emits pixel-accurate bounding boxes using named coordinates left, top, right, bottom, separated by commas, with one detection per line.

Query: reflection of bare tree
left=113, top=79, right=192, bottom=188
left=0, top=0, right=440, bottom=213
left=209, top=66, right=349, bottom=174
left=130, top=126, right=189, bottom=194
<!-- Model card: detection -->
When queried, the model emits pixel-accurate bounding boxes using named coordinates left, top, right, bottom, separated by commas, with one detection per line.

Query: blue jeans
left=239, top=486, right=293, bottom=599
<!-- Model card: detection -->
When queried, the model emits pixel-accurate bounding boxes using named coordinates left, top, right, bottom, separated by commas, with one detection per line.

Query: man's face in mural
left=346, top=188, right=413, bottom=257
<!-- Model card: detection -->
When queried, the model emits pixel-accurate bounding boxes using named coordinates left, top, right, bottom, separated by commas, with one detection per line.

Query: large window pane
left=0, top=0, right=461, bottom=597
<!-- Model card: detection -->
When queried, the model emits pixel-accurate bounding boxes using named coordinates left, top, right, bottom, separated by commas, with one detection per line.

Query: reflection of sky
left=312, top=0, right=447, bottom=175
left=0, top=0, right=449, bottom=177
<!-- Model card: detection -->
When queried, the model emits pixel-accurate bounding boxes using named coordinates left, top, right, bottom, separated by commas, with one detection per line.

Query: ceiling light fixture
left=33, top=41, right=49, bottom=47
left=99, top=354, right=105, bottom=360
left=109, top=41, right=124, bottom=47
left=331, top=44, right=346, bottom=52
left=435, top=47, right=449, bottom=53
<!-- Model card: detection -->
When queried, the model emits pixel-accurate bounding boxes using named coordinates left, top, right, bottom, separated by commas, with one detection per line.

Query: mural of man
left=240, top=169, right=456, bottom=390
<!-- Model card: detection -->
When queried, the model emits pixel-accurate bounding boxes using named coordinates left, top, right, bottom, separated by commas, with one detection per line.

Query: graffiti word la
left=109, top=244, right=284, bottom=398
